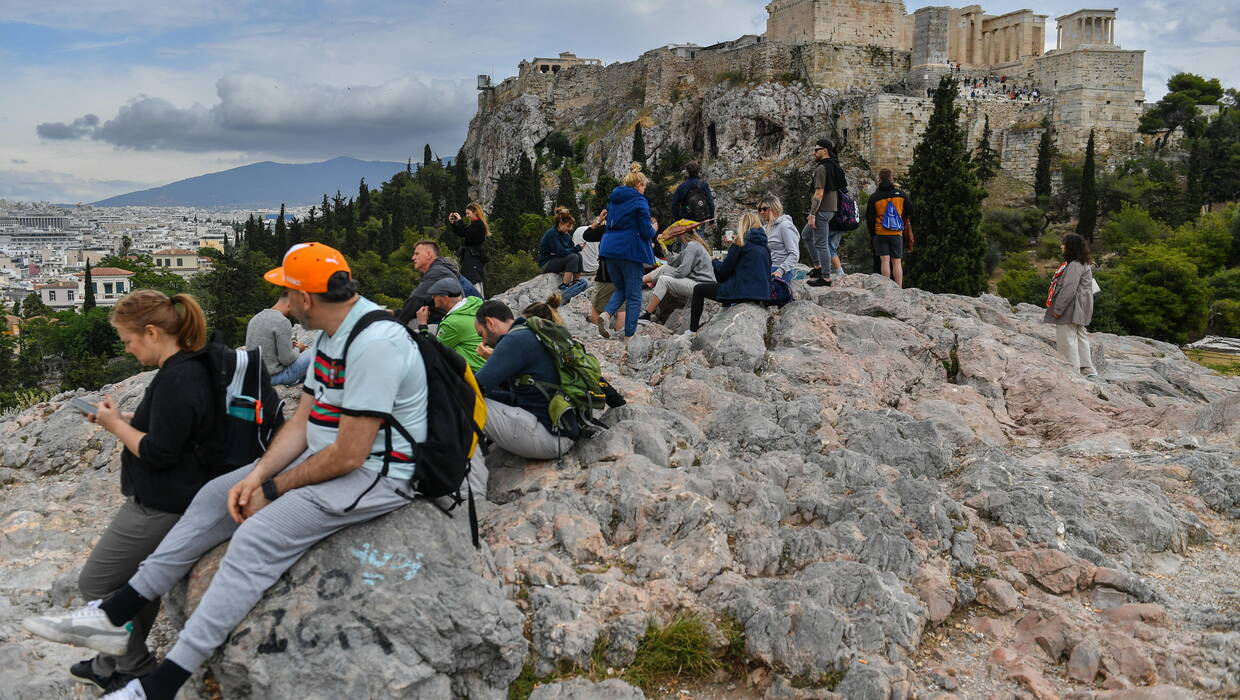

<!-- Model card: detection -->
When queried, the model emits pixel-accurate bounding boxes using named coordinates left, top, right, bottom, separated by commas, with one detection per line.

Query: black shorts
left=874, top=235, right=903, bottom=259
left=541, top=254, right=582, bottom=274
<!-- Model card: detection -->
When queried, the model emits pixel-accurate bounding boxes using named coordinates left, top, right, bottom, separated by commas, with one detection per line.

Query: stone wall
left=1000, top=127, right=1045, bottom=185
left=765, top=0, right=909, bottom=51
left=1036, top=47, right=1144, bottom=153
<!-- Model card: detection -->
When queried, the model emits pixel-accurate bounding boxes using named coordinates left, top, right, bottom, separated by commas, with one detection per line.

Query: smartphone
left=70, top=397, right=97, bottom=416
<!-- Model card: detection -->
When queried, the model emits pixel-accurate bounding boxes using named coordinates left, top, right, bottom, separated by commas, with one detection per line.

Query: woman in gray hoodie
left=759, top=195, right=802, bottom=279
left=639, top=224, right=716, bottom=321
left=1043, top=233, right=1099, bottom=379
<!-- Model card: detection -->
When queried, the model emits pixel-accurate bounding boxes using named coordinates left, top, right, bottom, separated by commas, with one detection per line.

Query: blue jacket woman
left=597, top=164, right=657, bottom=339
left=715, top=226, right=772, bottom=301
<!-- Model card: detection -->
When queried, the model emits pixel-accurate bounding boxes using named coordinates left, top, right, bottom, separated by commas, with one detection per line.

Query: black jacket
left=398, top=257, right=463, bottom=324
left=450, top=219, right=487, bottom=284
left=121, top=350, right=222, bottom=514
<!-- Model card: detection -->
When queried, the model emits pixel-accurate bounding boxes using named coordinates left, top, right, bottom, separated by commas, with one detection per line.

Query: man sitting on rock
left=473, top=299, right=580, bottom=460
left=397, top=240, right=479, bottom=326
left=414, top=275, right=486, bottom=372
left=22, top=243, right=441, bottom=700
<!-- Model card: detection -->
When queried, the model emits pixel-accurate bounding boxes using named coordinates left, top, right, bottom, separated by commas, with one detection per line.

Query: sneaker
left=638, top=311, right=654, bottom=322
left=101, top=679, right=147, bottom=699
left=595, top=312, right=611, bottom=339
left=807, top=277, right=832, bottom=287
left=808, top=268, right=823, bottom=279
left=69, top=659, right=136, bottom=692
left=22, top=600, right=130, bottom=656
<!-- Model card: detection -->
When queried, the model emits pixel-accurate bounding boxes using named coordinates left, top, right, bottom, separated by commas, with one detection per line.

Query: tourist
left=639, top=221, right=715, bottom=321
left=414, top=276, right=486, bottom=372
left=474, top=300, right=580, bottom=458
left=24, top=290, right=220, bottom=694
left=670, top=161, right=716, bottom=222
left=447, top=202, right=490, bottom=295
left=521, top=292, right=567, bottom=325
left=806, top=138, right=846, bottom=286
left=245, top=290, right=311, bottom=385
left=573, top=209, right=606, bottom=277
left=597, top=163, right=657, bottom=340
left=688, top=212, right=771, bottom=333
left=1044, top=234, right=1099, bottom=380
left=864, top=169, right=913, bottom=288
left=538, top=207, right=585, bottom=290
left=577, top=210, right=625, bottom=332
left=23, top=243, right=446, bottom=700
left=759, top=194, right=801, bottom=280
left=397, top=240, right=467, bottom=325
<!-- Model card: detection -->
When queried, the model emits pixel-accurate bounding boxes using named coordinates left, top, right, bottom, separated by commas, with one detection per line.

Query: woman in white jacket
left=759, top=195, right=802, bottom=280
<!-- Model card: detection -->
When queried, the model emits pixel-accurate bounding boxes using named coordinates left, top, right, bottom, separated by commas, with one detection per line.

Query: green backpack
left=517, top=317, right=607, bottom=432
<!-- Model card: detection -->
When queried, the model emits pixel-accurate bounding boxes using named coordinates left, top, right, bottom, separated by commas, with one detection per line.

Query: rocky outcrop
left=4, top=272, right=1239, bottom=698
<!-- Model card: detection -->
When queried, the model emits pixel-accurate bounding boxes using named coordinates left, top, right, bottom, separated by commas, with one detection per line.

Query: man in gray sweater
left=245, top=291, right=310, bottom=385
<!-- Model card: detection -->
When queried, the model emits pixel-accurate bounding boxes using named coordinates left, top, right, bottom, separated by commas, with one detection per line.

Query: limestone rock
left=528, top=677, right=646, bottom=700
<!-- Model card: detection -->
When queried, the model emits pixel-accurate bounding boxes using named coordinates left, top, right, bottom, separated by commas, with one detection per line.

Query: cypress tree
left=1076, top=130, right=1098, bottom=242
left=632, top=123, right=647, bottom=170
left=974, top=115, right=1000, bottom=183
left=555, top=164, right=579, bottom=220
left=274, top=204, right=289, bottom=257
left=83, top=261, right=96, bottom=312
left=357, top=179, right=371, bottom=222
left=1034, top=120, right=1053, bottom=204
left=516, top=153, right=543, bottom=215
left=903, top=74, right=987, bottom=296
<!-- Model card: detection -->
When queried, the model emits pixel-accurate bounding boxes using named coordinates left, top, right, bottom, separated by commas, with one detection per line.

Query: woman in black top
left=448, top=202, right=490, bottom=295
left=69, top=290, right=221, bottom=691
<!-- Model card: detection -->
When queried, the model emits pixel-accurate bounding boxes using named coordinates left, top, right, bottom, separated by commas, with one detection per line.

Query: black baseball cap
left=816, top=138, right=835, bottom=152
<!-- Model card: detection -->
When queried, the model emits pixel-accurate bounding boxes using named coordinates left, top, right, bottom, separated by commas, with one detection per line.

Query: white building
left=153, top=248, right=200, bottom=277
left=34, top=281, right=79, bottom=311
left=74, top=267, right=135, bottom=307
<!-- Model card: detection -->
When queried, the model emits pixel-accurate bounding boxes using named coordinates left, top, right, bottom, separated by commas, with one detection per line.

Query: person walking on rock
left=597, top=163, right=657, bottom=340
left=806, top=138, right=847, bottom=286
left=759, top=194, right=802, bottom=280
left=670, top=160, right=715, bottom=222
left=447, top=202, right=490, bottom=295
left=1044, top=234, right=1099, bottom=380
left=865, top=169, right=913, bottom=288
left=245, top=289, right=311, bottom=385
left=23, top=243, right=451, bottom=700
left=34, top=290, right=220, bottom=694
left=689, top=212, right=772, bottom=333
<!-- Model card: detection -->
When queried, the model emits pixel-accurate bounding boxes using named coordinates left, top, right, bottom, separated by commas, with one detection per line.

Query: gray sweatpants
left=128, top=451, right=410, bottom=672
left=806, top=212, right=837, bottom=270
left=484, top=399, right=574, bottom=461
left=79, top=498, right=181, bottom=677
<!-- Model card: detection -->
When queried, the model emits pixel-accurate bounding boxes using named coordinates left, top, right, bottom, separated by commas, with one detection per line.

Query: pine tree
left=274, top=204, right=288, bottom=257
left=632, top=123, right=647, bottom=170
left=903, top=74, right=987, bottom=296
left=357, top=179, right=372, bottom=222
left=83, top=262, right=97, bottom=312
left=406, top=158, right=413, bottom=174
left=974, top=115, right=1000, bottom=183
left=423, top=144, right=433, bottom=167
left=1076, top=130, right=1098, bottom=241
left=1034, top=120, right=1054, bottom=204
left=555, top=164, right=579, bottom=220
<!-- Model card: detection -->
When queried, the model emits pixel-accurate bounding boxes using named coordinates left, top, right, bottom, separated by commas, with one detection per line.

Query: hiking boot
left=101, top=679, right=147, bottom=700
left=808, top=268, right=823, bottom=279
left=69, top=659, right=136, bottom=692
left=595, top=312, right=611, bottom=339
left=22, top=600, right=130, bottom=656
left=807, top=277, right=832, bottom=287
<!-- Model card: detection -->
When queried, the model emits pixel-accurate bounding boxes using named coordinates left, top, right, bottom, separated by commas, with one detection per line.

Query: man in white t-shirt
left=22, top=243, right=436, bottom=700
left=572, top=224, right=599, bottom=276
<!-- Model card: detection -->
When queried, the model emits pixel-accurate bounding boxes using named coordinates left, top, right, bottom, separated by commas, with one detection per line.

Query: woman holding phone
left=55, top=290, right=222, bottom=692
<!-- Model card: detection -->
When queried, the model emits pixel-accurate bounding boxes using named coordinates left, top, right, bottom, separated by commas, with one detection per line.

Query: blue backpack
left=881, top=200, right=904, bottom=232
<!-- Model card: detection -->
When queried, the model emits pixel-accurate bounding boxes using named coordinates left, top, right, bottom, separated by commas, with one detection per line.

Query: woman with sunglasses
left=759, top=195, right=801, bottom=280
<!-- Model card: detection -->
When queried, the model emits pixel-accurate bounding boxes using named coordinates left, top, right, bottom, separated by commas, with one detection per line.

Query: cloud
left=0, top=167, right=149, bottom=203
left=35, top=74, right=476, bottom=160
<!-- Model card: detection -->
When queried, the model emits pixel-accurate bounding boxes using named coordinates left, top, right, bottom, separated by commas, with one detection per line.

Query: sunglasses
left=758, top=206, right=770, bottom=212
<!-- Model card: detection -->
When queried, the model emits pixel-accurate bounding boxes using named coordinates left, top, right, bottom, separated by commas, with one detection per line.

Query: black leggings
left=690, top=283, right=768, bottom=332
left=541, top=254, right=582, bottom=275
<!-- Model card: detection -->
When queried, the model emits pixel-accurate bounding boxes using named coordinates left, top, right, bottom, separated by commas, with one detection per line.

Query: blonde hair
left=735, top=212, right=763, bottom=246
left=553, top=206, right=575, bottom=229
left=465, top=202, right=491, bottom=237
left=758, top=195, right=783, bottom=219
left=110, top=290, right=207, bottom=351
left=521, top=292, right=564, bottom=325
left=622, top=162, right=647, bottom=189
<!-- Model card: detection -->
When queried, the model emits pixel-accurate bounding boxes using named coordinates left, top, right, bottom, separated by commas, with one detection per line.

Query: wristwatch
left=261, top=479, right=280, bottom=501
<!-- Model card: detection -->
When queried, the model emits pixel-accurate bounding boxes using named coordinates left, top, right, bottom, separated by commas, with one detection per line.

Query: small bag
left=767, top=275, right=794, bottom=308
left=1090, top=276, right=1101, bottom=302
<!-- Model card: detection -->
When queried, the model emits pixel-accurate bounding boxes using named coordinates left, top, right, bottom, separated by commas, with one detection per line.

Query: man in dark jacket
left=807, top=139, right=846, bottom=287
left=671, top=161, right=716, bottom=221
left=474, top=300, right=580, bottom=460
left=864, top=169, right=913, bottom=288
left=397, top=240, right=466, bottom=325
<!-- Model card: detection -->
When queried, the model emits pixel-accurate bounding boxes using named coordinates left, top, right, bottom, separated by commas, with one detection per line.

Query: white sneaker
left=22, top=600, right=131, bottom=656
left=596, top=312, right=611, bottom=339
left=102, top=679, right=147, bottom=699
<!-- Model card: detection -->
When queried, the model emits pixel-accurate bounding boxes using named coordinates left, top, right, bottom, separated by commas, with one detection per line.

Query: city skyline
left=2, top=0, right=1237, bottom=203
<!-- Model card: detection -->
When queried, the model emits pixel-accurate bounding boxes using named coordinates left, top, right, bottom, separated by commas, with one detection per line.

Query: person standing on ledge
left=1044, top=233, right=1100, bottom=381
left=448, top=202, right=490, bottom=295
left=806, top=138, right=846, bottom=286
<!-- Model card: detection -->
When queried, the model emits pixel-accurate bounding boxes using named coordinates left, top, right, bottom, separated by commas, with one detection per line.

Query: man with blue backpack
left=865, top=169, right=914, bottom=288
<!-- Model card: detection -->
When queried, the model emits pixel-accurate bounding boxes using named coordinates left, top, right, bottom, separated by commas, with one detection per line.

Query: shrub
left=1096, top=203, right=1171, bottom=255
left=1106, top=244, right=1210, bottom=343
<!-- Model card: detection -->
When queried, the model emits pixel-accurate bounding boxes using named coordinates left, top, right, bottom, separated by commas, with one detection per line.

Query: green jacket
left=436, top=295, right=486, bottom=372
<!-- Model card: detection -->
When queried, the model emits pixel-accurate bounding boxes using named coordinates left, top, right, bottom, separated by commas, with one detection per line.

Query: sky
left=1, top=0, right=1237, bottom=203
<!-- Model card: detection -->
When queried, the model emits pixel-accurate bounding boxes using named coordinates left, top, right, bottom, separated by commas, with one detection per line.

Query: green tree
left=589, top=171, right=621, bottom=218
left=120, top=235, right=133, bottom=256
left=191, top=248, right=275, bottom=346
left=1139, top=73, right=1222, bottom=146
left=974, top=115, right=1000, bottom=183
left=274, top=204, right=288, bottom=258
left=1167, top=208, right=1234, bottom=277
left=903, top=74, right=987, bottom=296
left=451, top=148, right=471, bottom=213
left=21, top=294, right=52, bottom=318
left=632, top=123, right=647, bottom=170
left=1107, top=244, right=1210, bottom=343
left=555, top=164, right=579, bottom=220
left=1199, top=109, right=1240, bottom=207
left=996, top=254, right=1051, bottom=307
left=1033, top=122, right=1053, bottom=204
left=83, top=262, right=96, bottom=312
left=1076, top=130, right=1098, bottom=241
left=1097, top=203, right=1170, bottom=255
left=424, top=144, right=433, bottom=167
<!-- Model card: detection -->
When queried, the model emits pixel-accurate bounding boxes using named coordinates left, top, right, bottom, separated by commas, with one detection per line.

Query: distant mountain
left=92, top=157, right=419, bottom=208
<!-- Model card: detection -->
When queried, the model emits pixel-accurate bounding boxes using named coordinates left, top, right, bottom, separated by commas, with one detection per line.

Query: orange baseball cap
left=264, top=242, right=352, bottom=293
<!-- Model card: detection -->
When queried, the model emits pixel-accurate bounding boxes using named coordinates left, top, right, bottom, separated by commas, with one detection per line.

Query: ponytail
left=111, top=290, right=208, bottom=352
left=170, top=294, right=207, bottom=351
left=622, top=162, right=647, bottom=189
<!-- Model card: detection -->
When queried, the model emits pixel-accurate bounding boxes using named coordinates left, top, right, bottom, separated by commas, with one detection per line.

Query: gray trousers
left=79, top=498, right=181, bottom=677
left=806, top=212, right=836, bottom=269
left=484, top=399, right=574, bottom=460
left=128, top=451, right=410, bottom=672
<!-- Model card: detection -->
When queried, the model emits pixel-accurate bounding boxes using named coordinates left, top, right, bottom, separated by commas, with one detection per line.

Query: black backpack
left=200, top=337, right=287, bottom=470
left=339, top=310, right=488, bottom=547
left=684, top=181, right=712, bottom=221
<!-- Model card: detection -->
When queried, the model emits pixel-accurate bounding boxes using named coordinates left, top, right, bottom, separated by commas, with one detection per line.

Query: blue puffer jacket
left=714, top=227, right=772, bottom=302
left=538, top=227, right=580, bottom=266
left=599, top=186, right=656, bottom=265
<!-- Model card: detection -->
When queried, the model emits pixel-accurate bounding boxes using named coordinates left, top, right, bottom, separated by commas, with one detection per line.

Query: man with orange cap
left=22, top=243, right=449, bottom=700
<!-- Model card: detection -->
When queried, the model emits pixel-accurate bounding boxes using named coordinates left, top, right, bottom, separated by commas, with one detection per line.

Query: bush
left=996, top=254, right=1050, bottom=307
left=1210, top=299, right=1240, bottom=337
left=1096, top=203, right=1170, bottom=255
left=1167, top=208, right=1234, bottom=277
left=980, top=206, right=1045, bottom=254
left=1106, top=244, right=1210, bottom=343
left=487, top=252, right=542, bottom=296
left=1207, top=267, right=1240, bottom=303
left=1035, top=233, right=1062, bottom=260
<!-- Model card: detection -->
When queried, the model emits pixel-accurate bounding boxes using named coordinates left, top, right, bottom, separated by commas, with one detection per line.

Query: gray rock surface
left=528, top=677, right=646, bottom=700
